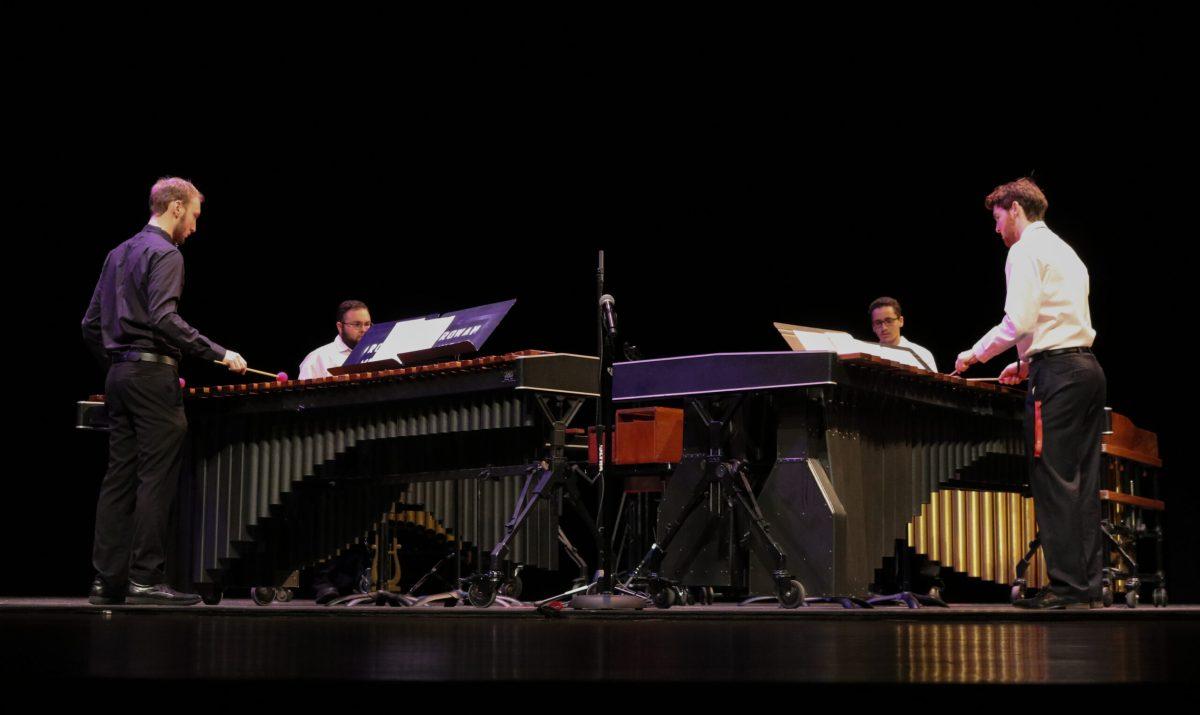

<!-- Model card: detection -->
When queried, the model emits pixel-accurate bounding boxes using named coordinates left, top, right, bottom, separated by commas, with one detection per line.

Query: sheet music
left=774, top=323, right=927, bottom=370
left=374, top=316, right=455, bottom=362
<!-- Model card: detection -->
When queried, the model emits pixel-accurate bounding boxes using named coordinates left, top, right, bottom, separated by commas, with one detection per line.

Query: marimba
left=613, top=351, right=1028, bottom=599
left=79, top=351, right=598, bottom=602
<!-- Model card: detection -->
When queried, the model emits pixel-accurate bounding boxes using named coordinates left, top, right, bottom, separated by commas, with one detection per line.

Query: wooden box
left=613, top=407, right=683, bottom=465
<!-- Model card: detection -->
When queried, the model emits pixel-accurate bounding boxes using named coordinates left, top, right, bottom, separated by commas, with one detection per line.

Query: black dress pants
left=92, top=361, right=188, bottom=587
left=1026, top=352, right=1106, bottom=600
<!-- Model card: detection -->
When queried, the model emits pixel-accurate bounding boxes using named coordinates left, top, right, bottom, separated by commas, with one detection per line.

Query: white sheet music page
left=375, top=316, right=455, bottom=362
left=776, top=323, right=926, bottom=369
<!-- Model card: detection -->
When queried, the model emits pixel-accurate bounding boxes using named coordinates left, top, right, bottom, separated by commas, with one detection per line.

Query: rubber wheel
left=778, top=579, right=806, bottom=609
left=928, top=586, right=942, bottom=601
left=200, top=589, right=222, bottom=606
left=468, top=582, right=497, bottom=608
left=1125, top=590, right=1139, bottom=608
left=274, top=588, right=294, bottom=603
left=499, top=576, right=523, bottom=600
left=653, top=587, right=675, bottom=609
left=1102, top=586, right=1113, bottom=608
left=703, top=586, right=715, bottom=605
left=1010, top=584, right=1025, bottom=604
left=1153, top=587, right=1167, bottom=608
left=251, top=587, right=276, bottom=606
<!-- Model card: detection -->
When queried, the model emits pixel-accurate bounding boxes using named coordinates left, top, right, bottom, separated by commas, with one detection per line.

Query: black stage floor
left=4, top=598, right=1199, bottom=692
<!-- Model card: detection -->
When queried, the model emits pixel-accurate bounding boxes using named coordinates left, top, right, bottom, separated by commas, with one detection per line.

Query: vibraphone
left=78, top=351, right=598, bottom=601
left=613, top=351, right=1032, bottom=600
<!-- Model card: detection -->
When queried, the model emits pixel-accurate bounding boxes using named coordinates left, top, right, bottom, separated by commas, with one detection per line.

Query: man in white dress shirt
left=954, top=178, right=1106, bottom=610
left=298, top=300, right=373, bottom=380
left=869, top=296, right=937, bottom=371
left=298, top=299, right=374, bottom=602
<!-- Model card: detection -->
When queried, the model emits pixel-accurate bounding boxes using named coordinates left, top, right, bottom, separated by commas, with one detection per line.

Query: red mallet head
left=277, top=372, right=289, bottom=382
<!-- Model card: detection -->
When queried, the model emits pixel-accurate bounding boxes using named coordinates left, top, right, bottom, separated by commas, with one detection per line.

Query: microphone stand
left=560, top=250, right=647, bottom=610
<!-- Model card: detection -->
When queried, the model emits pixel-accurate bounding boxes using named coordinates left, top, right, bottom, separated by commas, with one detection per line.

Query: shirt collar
left=334, top=334, right=352, bottom=354
left=144, top=224, right=175, bottom=245
left=1020, top=220, right=1048, bottom=241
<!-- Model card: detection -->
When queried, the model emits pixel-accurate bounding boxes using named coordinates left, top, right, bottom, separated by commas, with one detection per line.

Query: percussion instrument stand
left=462, top=393, right=600, bottom=607
left=863, top=540, right=948, bottom=608
left=333, top=511, right=416, bottom=607
left=621, top=395, right=808, bottom=608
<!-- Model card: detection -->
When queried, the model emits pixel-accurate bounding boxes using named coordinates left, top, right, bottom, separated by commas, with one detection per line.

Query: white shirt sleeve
left=972, top=243, right=1041, bottom=363
left=917, top=346, right=937, bottom=373
left=298, top=349, right=323, bottom=380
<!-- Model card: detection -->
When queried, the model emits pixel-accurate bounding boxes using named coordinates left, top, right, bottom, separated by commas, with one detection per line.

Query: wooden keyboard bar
left=1099, top=491, right=1165, bottom=511
left=1102, top=412, right=1162, bottom=467
left=1102, top=444, right=1163, bottom=468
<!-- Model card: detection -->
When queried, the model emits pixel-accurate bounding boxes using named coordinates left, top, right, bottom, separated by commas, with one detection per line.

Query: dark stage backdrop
left=8, top=133, right=1195, bottom=601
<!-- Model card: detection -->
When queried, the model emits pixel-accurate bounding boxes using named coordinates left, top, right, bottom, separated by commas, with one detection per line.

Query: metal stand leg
left=464, top=395, right=591, bottom=608
left=624, top=396, right=810, bottom=609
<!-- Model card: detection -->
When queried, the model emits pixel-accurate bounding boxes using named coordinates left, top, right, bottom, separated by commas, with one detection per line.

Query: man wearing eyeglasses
left=297, top=299, right=375, bottom=602
left=298, top=300, right=373, bottom=380
left=870, top=296, right=937, bottom=371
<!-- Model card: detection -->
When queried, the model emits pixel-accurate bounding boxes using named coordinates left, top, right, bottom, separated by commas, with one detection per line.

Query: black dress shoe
left=89, top=577, right=126, bottom=605
left=314, top=585, right=340, bottom=605
left=1013, top=591, right=1090, bottom=610
left=126, top=581, right=202, bottom=606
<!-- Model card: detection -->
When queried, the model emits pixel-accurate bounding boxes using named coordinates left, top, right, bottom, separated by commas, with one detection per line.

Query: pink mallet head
left=276, top=372, right=289, bottom=383
left=179, top=377, right=187, bottom=389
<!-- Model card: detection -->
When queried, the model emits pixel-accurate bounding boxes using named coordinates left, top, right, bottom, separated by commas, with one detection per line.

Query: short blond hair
left=149, top=177, right=204, bottom=215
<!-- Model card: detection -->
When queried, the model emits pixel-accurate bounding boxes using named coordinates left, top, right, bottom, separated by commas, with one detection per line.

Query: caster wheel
left=251, top=587, right=276, bottom=606
left=653, top=587, right=676, bottom=609
left=778, top=579, right=806, bottom=609
left=1010, top=581, right=1027, bottom=604
left=499, top=576, right=523, bottom=600
left=358, top=569, right=372, bottom=594
left=1125, top=590, right=1139, bottom=608
left=274, top=588, right=294, bottom=603
left=1153, top=587, right=1167, bottom=608
left=928, top=586, right=943, bottom=601
left=1102, top=586, right=1113, bottom=608
left=681, top=586, right=695, bottom=606
left=468, top=582, right=497, bottom=608
left=200, top=589, right=223, bottom=606
left=703, top=586, right=715, bottom=605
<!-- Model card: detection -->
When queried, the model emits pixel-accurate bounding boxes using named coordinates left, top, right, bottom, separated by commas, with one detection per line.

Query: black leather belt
left=111, top=351, right=179, bottom=368
left=1028, top=347, right=1092, bottom=364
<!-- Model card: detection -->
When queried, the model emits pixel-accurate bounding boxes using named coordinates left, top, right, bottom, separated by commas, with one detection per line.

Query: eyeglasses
left=872, top=318, right=899, bottom=328
left=340, top=322, right=373, bottom=330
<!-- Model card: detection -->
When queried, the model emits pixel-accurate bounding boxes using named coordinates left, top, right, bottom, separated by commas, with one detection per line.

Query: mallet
left=212, top=360, right=289, bottom=382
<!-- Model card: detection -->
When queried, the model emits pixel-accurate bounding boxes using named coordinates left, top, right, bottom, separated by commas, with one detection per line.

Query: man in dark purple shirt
left=82, top=177, right=247, bottom=606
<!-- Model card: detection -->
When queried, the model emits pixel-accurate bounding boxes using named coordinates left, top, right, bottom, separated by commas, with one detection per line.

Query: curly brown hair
left=984, top=177, right=1047, bottom=221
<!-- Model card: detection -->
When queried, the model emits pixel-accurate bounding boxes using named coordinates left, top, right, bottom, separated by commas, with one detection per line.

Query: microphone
left=599, top=294, right=617, bottom=336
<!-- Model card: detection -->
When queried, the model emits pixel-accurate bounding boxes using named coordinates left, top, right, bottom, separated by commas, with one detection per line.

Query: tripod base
left=867, top=591, right=949, bottom=608
left=571, top=593, right=648, bottom=610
